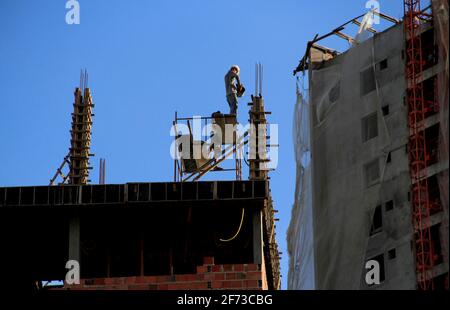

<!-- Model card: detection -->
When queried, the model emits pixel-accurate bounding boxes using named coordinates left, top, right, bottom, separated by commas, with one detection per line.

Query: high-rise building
left=288, top=1, right=448, bottom=289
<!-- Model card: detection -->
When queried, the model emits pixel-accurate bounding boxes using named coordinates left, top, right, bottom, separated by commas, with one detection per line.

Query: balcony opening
left=428, top=175, right=442, bottom=215
left=378, top=59, right=388, bottom=71
left=362, top=112, right=378, bottom=142
left=388, top=248, right=396, bottom=260
left=385, top=200, right=394, bottom=212
left=421, top=28, right=438, bottom=70
left=370, top=205, right=382, bottom=236
left=425, top=123, right=440, bottom=166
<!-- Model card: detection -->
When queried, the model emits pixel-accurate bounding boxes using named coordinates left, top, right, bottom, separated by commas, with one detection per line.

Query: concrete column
left=253, top=210, right=263, bottom=264
left=68, top=216, right=80, bottom=263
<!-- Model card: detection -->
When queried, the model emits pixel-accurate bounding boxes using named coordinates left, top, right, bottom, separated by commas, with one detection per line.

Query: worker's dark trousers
left=226, top=93, right=238, bottom=115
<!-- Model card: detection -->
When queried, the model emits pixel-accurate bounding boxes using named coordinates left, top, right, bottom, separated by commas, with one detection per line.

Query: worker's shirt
left=224, top=70, right=241, bottom=95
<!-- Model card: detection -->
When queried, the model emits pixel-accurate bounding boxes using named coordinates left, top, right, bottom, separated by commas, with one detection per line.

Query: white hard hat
left=231, top=64, right=240, bottom=73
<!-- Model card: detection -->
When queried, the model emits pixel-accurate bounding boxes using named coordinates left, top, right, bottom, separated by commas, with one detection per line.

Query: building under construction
left=288, top=0, right=448, bottom=289
left=0, top=67, right=281, bottom=291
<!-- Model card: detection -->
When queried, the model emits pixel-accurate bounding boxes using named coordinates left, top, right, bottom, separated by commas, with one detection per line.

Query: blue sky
left=0, top=0, right=404, bottom=289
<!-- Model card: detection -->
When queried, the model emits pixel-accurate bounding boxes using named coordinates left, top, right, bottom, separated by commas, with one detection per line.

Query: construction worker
left=224, top=64, right=244, bottom=115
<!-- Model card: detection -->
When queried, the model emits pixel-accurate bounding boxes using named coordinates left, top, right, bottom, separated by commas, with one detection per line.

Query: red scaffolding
left=404, top=0, right=437, bottom=290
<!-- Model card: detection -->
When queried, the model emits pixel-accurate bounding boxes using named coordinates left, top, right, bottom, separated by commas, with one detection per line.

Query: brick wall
left=57, top=257, right=265, bottom=290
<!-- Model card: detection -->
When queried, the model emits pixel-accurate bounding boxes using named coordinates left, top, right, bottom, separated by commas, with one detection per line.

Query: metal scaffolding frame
left=404, top=0, right=438, bottom=290
left=172, top=113, right=245, bottom=182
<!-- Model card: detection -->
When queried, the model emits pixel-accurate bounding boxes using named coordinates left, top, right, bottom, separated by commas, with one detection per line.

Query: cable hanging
left=219, top=208, right=245, bottom=242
